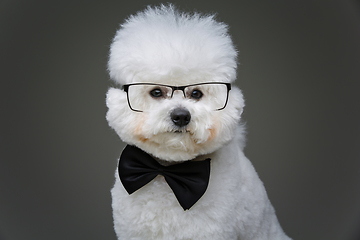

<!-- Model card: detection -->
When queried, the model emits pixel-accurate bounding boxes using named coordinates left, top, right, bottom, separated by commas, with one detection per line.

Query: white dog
left=106, top=5, right=291, bottom=240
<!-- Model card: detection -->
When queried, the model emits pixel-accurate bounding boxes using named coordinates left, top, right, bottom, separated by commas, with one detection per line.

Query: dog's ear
left=106, top=87, right=129, bottom=118
left=227, top=86, right=245, bottom=117
left=106, top=87, right=126, bottom=107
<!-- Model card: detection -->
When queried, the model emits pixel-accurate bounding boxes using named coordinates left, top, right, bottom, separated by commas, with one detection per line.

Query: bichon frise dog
left=106, top=4, right=291, bottom=240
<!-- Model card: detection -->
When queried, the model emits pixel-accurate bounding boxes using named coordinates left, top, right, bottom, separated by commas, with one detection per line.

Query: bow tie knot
left=118, top=145, right=211, bottom=210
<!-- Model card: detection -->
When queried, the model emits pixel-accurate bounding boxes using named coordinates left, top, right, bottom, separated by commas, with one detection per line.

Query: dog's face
left=106, top=73, right=244, bottom=161
left=106, top=5, right=244, bottom=161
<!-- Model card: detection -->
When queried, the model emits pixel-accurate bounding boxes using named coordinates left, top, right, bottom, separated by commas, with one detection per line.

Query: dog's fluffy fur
left=106, top=5, right=291, bottom=240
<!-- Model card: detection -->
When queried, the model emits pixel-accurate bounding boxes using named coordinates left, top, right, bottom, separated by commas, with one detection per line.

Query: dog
left=106, top=4, right=291, bottom=240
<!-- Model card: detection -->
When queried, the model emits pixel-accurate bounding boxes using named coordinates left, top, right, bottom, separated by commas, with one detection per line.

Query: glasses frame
left=123, top=82, right=231, bottom=112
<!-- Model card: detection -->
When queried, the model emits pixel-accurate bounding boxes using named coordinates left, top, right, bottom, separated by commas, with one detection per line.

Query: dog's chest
left=112, top=172, right=240, bottom=240
left=128, top=175, right=184, bottom=211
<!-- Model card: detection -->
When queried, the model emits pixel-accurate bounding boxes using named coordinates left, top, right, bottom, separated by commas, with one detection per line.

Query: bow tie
left=118, top=145, right=211, bottom=210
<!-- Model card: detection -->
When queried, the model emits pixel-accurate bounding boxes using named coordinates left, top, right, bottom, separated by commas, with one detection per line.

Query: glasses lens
left=127, top=84, right=172, bottom=112
left=184, top=83, right=229, bottom=110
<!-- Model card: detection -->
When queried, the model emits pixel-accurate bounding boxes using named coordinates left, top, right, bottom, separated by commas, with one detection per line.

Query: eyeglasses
left=122, top=82, right=231, bottom=112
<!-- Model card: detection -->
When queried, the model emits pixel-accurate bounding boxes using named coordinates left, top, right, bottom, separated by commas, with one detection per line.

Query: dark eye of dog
left=150, top=88, right=163, bottom=98
left=190, top=90, right=203, bottom=99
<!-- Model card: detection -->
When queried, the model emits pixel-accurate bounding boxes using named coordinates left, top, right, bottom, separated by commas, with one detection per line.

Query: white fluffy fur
left=106, top=4, right=291, bottom=239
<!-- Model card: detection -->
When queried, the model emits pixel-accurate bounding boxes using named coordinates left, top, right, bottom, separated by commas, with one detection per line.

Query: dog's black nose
left=170, top=108, right=191, bottom=127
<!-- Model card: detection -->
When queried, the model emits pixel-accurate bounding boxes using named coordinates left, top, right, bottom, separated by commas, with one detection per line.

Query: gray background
left=1, top=0, right=360, bottom=239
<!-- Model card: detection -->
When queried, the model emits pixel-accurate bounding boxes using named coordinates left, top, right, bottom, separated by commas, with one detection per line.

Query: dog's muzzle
left=170, top=108, right=191, bottom=127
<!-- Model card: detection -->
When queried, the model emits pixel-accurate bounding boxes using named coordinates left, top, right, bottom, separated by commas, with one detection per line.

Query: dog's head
left=106, top=5, right=245, bottom=161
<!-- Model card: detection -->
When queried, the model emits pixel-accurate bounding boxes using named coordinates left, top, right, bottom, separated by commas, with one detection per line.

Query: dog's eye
left=150, top=88, right=163, bottom=98
left=190, top=90, right=203, bottom=99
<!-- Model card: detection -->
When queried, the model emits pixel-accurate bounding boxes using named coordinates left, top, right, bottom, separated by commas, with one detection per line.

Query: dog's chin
left=137, top=130, right=209, bottom=162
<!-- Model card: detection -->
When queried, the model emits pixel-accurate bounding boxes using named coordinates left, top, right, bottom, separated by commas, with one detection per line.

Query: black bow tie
left=118, top=145, right=211, bottom=210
